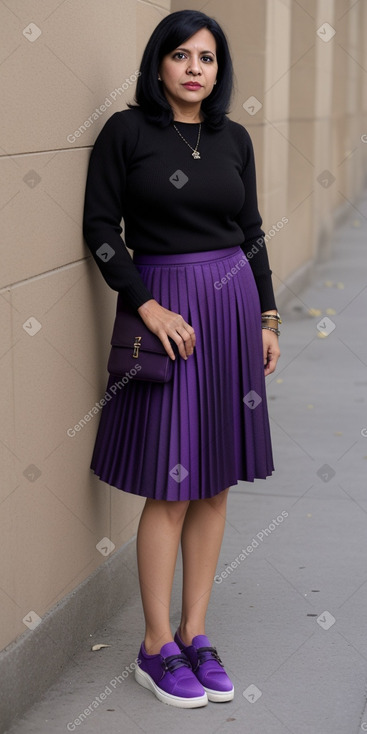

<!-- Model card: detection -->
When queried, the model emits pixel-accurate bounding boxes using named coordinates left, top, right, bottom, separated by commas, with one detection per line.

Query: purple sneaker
left=174, top=630, right=234, bottom=702
left=134, top=640, right=208, bottom=708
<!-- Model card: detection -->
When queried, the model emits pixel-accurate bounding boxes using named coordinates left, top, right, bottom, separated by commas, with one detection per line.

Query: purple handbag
left=107, top=294, right=179, bottom=382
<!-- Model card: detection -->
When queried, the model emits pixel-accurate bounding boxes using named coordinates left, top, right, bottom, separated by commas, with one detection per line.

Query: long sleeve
left=82, top=112, right=154, bottom=310
left=235, top=128, right=277, bottom=312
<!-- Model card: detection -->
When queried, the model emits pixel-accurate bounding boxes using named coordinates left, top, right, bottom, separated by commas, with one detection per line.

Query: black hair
left=128, top=9, right=233, bottom=129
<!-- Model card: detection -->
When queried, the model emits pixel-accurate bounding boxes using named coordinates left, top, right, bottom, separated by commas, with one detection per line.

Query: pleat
left=90, top=246, right=274, bottom=499
left=232, top=260, right=275, bottom=478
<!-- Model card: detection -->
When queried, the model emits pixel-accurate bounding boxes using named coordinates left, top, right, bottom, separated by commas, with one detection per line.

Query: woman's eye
left=172, top=53, right=214, bottom=62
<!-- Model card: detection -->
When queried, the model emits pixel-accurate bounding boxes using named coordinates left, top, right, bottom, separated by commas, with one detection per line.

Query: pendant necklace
left=173, top=122, right=202, bottom=159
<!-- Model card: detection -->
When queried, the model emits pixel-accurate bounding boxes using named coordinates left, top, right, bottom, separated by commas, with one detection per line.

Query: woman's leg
left=136, top=497, right=190, bottom=655
left=178, top=487, right=230, bottom=645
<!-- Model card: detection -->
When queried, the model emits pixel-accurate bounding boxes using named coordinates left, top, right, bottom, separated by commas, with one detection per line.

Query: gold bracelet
left=261, top=311, right=282, bottom=324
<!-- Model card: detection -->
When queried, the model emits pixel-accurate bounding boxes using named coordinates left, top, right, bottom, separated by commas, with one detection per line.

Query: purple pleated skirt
left=90, top=245, right=274, bottom=500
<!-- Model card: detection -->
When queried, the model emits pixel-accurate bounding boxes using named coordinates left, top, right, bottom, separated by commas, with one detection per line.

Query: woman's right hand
left=137, top=299, right=196, bottom=361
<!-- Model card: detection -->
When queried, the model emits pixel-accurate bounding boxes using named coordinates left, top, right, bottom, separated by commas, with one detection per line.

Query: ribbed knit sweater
left=82, top=107, right=277, bottom=312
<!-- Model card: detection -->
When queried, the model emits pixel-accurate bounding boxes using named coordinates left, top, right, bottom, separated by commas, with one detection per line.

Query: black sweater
left=82, top=108, right=277, bottom=312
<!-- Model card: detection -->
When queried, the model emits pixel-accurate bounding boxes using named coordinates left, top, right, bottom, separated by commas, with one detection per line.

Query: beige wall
left=1, top=0, right=366, bottom=653
left=0, top=0, right=169, bottom=653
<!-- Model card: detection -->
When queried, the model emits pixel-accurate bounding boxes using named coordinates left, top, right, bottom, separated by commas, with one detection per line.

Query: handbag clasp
left=132, top=336, right=142, bottom=358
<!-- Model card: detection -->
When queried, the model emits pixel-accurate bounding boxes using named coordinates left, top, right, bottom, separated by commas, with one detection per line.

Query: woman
left=83, top=9, right=280, bottom=709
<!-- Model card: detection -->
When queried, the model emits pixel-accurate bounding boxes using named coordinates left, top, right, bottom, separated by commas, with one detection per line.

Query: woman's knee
left=145, top=497, right=190, bottom=522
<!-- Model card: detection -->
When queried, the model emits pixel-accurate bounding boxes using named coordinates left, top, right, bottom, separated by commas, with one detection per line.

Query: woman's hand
left=137, top=299, right=196, bottom=361
left=262, top=329, right=280, bottom=376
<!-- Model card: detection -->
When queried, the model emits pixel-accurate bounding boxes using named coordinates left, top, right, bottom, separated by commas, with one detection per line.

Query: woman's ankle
left=144, top=632, right=174, bottom=655
left=177, top=622, right=206, bottom=646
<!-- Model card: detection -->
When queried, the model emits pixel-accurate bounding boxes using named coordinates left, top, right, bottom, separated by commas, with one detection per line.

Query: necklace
left=173, top=122, right=202, bottom=159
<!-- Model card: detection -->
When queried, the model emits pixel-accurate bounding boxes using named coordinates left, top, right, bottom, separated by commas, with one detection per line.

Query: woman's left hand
left=262, top=330, right=281, bottom=376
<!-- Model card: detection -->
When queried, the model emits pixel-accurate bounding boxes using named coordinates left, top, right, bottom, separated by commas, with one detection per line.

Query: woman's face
left=159, top=28, right=218, bottom=112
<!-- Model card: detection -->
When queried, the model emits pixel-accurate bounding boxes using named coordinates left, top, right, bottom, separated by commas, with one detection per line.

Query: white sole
left=134, top=666, right=208, bottom=708
left=204, top=685, right=234, bottom=702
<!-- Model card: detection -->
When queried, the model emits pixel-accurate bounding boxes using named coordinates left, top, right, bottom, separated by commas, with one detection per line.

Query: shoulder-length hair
left=128, top=10, right=233, bottom=129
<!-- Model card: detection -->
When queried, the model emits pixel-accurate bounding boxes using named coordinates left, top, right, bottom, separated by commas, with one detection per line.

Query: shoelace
left=161, top=652, right=192, bottom=676
left=195, top=645, right=225, bottom=668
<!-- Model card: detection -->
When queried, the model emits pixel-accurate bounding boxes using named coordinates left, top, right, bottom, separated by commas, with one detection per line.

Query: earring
left=158, top=75, right=162, bottom=81
left=214, top=80, right=217, bottom=85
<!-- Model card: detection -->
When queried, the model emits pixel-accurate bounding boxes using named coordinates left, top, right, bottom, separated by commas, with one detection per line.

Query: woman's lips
left=182, top=83, right=202, bottom=89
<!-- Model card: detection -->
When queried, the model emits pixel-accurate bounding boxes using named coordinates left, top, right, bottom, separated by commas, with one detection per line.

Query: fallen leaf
left=91, top=644, right=111, bottom=651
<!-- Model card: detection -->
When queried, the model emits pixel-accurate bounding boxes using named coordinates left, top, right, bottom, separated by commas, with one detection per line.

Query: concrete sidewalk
left=5, top=195, right=367, bottom=734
